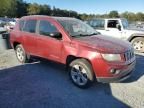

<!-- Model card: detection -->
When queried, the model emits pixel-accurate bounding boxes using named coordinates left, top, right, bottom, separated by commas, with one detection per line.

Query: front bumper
left=96, top=60, right=136, bottom=83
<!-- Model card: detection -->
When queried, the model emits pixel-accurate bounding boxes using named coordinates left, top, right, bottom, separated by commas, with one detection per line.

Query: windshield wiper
left=71, top=32, right=99, bottom=38
left=88, top=32, right=100, bottom=36
left=71, top=34, right=88, bottom=37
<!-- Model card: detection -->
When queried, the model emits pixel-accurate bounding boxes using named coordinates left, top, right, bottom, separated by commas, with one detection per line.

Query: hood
left=125, top=27, right=144, bottom=34
left=74, top=35, right=132, bottom=53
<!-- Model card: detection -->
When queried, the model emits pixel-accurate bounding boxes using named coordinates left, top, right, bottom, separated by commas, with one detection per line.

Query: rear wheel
left=15, top=44, right=29, bottom=63
left=68, top=59, right=94, bottom=88
left=131, top=37, right=144, bottom=53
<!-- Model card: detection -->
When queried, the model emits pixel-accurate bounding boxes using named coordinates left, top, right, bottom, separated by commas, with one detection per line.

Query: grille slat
left=124, top=49, right=134, bottom=61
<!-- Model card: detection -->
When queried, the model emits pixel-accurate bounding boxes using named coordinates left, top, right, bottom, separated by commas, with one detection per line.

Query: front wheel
left=68, top=59, right=94, bottom=88
left=131, top=37, right=144, bottom=53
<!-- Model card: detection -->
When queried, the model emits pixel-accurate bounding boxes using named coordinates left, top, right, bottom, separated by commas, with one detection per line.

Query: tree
left=121, top=12, right=137, bottom=22
left=27, top=3, right=41, bottom=15
left=16, top=0, right=28, bottom=17
left=109, top=10, right=119, bottom=18
left=136, top=12, right=144, bottom=21
left=39, top=4, right=51, bottom=15
left=0, top=0, right=144, bottom=22
left=79, top=14, right=87, bottom=20
left=0, top=0, right=17, bottom=17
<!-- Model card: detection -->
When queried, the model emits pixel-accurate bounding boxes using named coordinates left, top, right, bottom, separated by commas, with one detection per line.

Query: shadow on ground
left=1, top=54, right=144, bottom=108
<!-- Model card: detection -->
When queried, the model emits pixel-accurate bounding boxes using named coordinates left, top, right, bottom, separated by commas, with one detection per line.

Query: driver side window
left=107, top=20, right=119, bottom=28
left=39, top=20, right=58, bottom=37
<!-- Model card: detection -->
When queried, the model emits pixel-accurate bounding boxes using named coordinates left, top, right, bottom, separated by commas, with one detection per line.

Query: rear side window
left=39, top=20, right=58, bottom=36
left=23, top=20, right=37, bottom=33
left=19, top=20, right=25, bottom=31
left=89, top=19, right=105, bottom=29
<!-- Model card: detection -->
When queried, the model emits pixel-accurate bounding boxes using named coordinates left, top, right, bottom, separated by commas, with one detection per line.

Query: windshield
left=121, top=19, right=129, bottom=29
left=57, top=18, right=98, bottom=37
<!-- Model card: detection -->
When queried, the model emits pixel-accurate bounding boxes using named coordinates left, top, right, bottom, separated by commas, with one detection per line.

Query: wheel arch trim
left=128, top=33, right=144, bottom=42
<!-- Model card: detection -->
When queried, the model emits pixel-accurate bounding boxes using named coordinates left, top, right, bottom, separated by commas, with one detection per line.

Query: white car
left=87, top=18, right=144, bottom=53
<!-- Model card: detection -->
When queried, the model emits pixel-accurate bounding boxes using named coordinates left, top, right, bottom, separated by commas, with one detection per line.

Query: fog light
left=110, top=69, right=121, bottom=74
left=115, top=70, right=121, bottom=74
left=110, top=69, right=115, bottom=74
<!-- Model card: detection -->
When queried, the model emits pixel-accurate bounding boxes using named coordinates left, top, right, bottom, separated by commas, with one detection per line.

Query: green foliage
left=108, top=11, right=119, bottom=18
left=27, top=3, right=41, bottom=15
left=39, top=5, right=51, bottom=15
left=51, top=7, right=79, bottom=18
left=16, top=0, right=28, bottom=17
left=136, top=12, right=144, bottom=21
left=0, top=0, right=144, bottom=22
left=0, top=0, right=17, bottom=17
left=120, top=11, right=144, bottom=22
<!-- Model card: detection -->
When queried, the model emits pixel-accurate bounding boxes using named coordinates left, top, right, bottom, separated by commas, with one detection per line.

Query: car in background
left=86, top=18, right=144, bottom=53
left=0, top=21, right=7, bottom=33
left=4, top=22, right=16, bottom=32
left=136, top=22, right=144, bottom=29
left=10, top=15, right=135, bottom=88
left=0, top=17, right=16, bottom=32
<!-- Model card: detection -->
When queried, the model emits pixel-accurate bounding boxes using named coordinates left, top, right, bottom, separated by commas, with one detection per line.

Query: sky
left=24, top=0, right=144, bottom=14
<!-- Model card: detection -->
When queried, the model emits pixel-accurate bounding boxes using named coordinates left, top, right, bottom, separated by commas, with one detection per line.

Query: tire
left=131, top=37, right=144, bottom=53
left=15, top=44, right=29, bottom=63
left=68, top=59, right=94, bottom=88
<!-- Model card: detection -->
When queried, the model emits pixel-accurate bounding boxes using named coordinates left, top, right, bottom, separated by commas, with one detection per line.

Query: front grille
left=124, top=49, right=135, bottom=61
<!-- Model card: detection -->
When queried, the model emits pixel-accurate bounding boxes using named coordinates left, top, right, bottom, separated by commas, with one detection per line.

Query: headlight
left=102, top=54, right=121, bottom=61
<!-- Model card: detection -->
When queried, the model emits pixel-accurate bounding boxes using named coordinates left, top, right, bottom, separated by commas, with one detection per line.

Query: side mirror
left=116, top=24, right=121, bottom=31
left=49, top=32, right=62, bottom=39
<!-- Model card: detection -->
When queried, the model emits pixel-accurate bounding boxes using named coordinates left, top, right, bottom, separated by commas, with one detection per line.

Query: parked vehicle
left=0, top=23, right=10, bottom=51
left=0, top=32, right=11, bottom=51
left=0, top=27, right=6, bottom=33
left=4, top=22, right=15, bottom=32
left=10, top=15, right=136, bottom=88
left=0, top=22, right=7, bottom=34
left=86, top=18, right=144, bottom=53
left=0, top=17, right=16, bottom=32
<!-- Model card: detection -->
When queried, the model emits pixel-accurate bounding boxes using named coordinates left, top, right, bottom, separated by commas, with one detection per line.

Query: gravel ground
left=0, top=49, right=144, bottom=108
left=0, top=50, right=20, bottom=69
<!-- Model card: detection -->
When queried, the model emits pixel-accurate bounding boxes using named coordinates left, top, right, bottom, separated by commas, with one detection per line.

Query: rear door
left=22, top=19, right=37, bottom=55
left=36, top=19, right=63, bottom=62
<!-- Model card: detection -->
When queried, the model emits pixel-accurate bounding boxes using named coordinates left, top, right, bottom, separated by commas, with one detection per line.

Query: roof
left=20, top=15, right=76, bottom=21
left=87, top=18, right=127, bottom=21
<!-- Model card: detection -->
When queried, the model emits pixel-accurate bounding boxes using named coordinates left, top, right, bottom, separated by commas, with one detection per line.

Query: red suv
left=10, top=15, right=136, bottom=88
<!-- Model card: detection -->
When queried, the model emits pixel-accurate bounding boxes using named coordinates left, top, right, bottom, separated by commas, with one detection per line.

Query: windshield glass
left=57, top=18, right=98, bottom=37
left=121, top=19, right=129, bottom=29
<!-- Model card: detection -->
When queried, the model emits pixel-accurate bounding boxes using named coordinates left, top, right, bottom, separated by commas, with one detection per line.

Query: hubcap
left=16, top=47, right=24, bottom=62
left=71, top=64, right=88, bottom=86
left=133, top=40, right=144, bottom=51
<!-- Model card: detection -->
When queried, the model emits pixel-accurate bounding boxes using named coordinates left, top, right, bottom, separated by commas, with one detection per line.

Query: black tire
left=131, top=37, right=144, bottom=53
left=15, top=44, right=29, bottom=63
left=68, top=59, right=94, bottom=88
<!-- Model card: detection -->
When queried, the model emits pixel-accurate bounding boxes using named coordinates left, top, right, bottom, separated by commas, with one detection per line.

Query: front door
left=36, top=20, right=63, bottom=62
left=104, top=20, right=122, bottom=39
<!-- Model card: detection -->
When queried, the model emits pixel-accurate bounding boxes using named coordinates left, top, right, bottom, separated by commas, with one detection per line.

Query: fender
left=61, top=41, right=99, bottom=65
left=127, top=33, right=144, bottom=41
